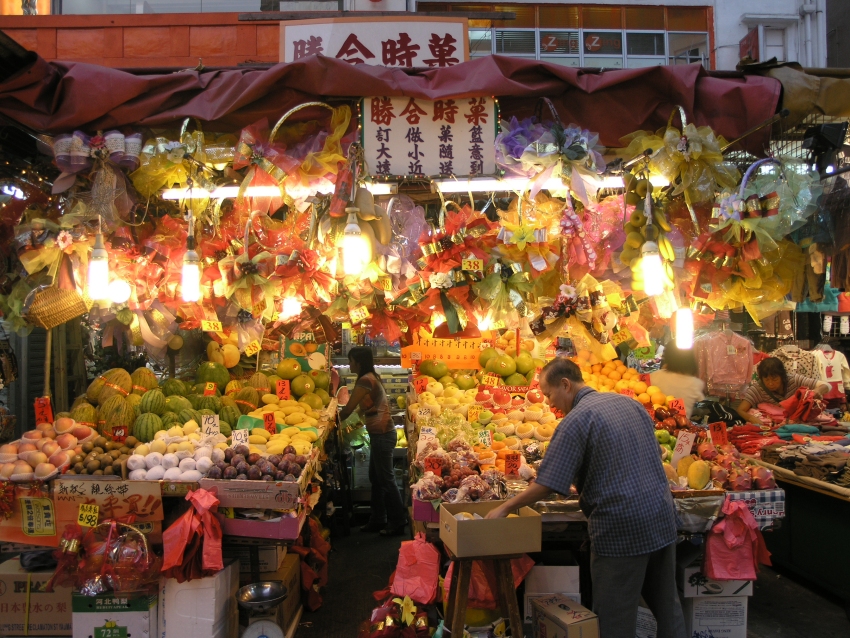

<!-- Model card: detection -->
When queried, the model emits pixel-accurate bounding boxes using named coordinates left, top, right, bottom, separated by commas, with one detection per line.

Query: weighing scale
left=237, top=581, right=288, bottom=638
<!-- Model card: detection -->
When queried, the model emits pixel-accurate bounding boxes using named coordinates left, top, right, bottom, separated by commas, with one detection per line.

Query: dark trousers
left=368, top=430, right=406, bottom=527
left=591, top=542, right=686, bottom=638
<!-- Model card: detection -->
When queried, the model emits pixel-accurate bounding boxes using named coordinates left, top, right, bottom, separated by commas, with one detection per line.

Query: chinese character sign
left=281, top=17, right=469, bottom=68
left=363, top=97, right=496, bottom=177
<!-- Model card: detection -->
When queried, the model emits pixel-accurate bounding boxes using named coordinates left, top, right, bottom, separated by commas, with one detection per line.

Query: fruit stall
left=0, top=44, right=847, bottom=637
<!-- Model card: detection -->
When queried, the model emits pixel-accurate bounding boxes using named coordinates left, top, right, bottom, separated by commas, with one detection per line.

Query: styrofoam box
left=158, top=560, right=239, bottom=638
left=683, top=596, right=748, bottom=638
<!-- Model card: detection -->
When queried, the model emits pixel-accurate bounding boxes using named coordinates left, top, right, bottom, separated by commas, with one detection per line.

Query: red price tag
left=34, top=397, right=53, bottom=425
left=111, top=426, right=127, bottom=443
left=709, top=422, right=729, bottom=446
left=276, top=379, right=291, bottom=400
left=620, top=388, right=635, bottom=398
left=639, top=374, right=652, bottom=386
left=203, top=382, right=217, bottom=397
left=263, top=413, right=276, bottom=435
left=424, top=457, right=442, bottom=474
left=504, top=452, right=522, bottom=476
left=669, top=398, right=686, bottom=416
left=413, top=377, right=429, bottom=395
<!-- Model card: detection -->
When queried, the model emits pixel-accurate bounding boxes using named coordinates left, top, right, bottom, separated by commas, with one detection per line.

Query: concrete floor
left=295, top=527, right=850, bottom=637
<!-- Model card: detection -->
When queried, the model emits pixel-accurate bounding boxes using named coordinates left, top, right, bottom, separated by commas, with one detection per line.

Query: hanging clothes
left=694, top=331, right=754, bottom=399
left=771, top=345, right=819, bottom=378
left=812, top=349, right=850, bottom=402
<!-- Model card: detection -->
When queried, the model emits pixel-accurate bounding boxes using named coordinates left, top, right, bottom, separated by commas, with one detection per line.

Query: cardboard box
left=159, top=561, right=238, bottom=638
left=72, top=591, right=158, bottom=638
left=223, top=545, right=287, bottom=573
left=237, top=554, right=301, bottom=630
left=0, top=485, right=59, bottom=547
left=682, top=596, right=748, bottom=638
left=523, top=566, right=581, bottom=622
left=200, top=478, right=302, bottom=510
left=439, top=502, right=541, bottom=557
left=525, top=593, right=581, bottom=624
left=530, top=594, right=598, bottom=638
left=635, top=606, right=657, bottom=638
left=412, top=498, right=441, bottom=523
left=217, top=510, right=304, bottom=540
left=677, top=566, right=753, bottom=598
left=0, top=558, right=72, bottom=636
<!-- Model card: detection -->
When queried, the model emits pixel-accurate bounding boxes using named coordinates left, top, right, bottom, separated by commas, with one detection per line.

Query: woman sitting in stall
left=736, top=357, right=829, bottom=425
left=650, top=343, right=705, bottom=419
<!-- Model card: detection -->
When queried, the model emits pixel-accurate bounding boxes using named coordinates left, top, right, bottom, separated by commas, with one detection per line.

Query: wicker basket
left=23, top=285, right=92, bottom=330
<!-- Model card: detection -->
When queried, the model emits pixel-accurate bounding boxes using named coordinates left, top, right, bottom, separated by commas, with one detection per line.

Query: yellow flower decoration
left=392, top=596, right=417, bottom=626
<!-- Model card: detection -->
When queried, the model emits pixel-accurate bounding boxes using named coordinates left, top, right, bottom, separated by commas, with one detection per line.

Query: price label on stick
left=477, top=429, right=493, bottom=447
left=203, top=382, right=217, bottom=397
left=709, top=422, right=729, bottom=446
left=77, top=503, right=99, bottom=528
left=201, top=320, right=222, bottom=332
left=413, top=377, right=429, bottom=395
left=201, top=414, right=220, bottom=437
left=243, top=340, right=261, bottom=357
left=670, top=431, right=696, bottom=469
left=349, top=306, right=370, bottom=324
left=34, top=397, right=53, bottom=425
left=482, top=374, right=501, bottom=388
left=669, top=398, right=685, bottom=416
left=417, top=407, right=432, bottom=420
left=504, top=452, right=522, bottom=476
left=276, top=379, right=291, bottom=400
left=230, top=429, right=250, bottom=448
left=462, top=258, right=483, bottom=272
left=611, top=327, right=633, bottom=346
left=424, top=457, right=443, bottom=474
left=467, top=405, right=482, bottom=423
left=263, top=413, right=277, bottom=435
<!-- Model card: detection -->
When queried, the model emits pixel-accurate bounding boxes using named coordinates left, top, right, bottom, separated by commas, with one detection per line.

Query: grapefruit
left=276, top=359, right=302, bottom=380
left=291, top=374, right=315, bottom=397
left=478, top=347, right=499, bottom=369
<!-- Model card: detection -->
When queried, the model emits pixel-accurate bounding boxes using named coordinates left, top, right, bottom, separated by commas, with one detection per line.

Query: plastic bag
left=390, top=533, right=441, bottom=604
left=411, top=472, right=444, bottom=501
left=704, top=499, right=771, bottom=581
left=162, top=488, right=223, bottom=583
left=443, top=555, right=535, bottom=610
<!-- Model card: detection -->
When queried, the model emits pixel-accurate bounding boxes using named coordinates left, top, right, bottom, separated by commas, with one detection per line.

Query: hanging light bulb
left=108, top=280, right=131, bottom=305
left=341, top=207, right=371, bottom=276
left=182, top=211, right=201, bottom=302
left=279, top=296, right=303, bottom=322
left=640, top=242, right=665, bottom=297
left=675, top=307, right=694, bottom=349
left=88, top=216, right=109, bottom=302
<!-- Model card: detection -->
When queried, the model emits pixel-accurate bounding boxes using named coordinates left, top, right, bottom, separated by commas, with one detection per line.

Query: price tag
left=276, top=379, right=291, bottom=400
left=77, top=503, right=99, bottom=528
left=644, top=402, right=657, bottom=418
left=111, top=426, right=127, bottom=443
left=726, top=345, right=737, bottom=356
left=477, top=429, right=493, bottom=447
left=378, top=277, right=393, bottom=291
left=413, top=377, right=429, bottom=395
left=668, top=398, right=686, bottom=416
left=410, top=351, right=423, bottom=361
left=462, top=258, right=484, bottom=272
left=639, top=373, right=652, bottom=386
left=482, top=374, right=501, bottom=387
left=33, top=396, right=53, bottom=425
left=417, top=407, right=432, bottom=420
left=611, top=327, right=633, bottom=346
left=424, top=457, right=443, bottom=474
left=263, top=412, right=277, bottom=435
left=670, top=431, right=696, bottom=469
left=243, top=340, right=261, bottom=357
left=620, top=388, right=635, bottom=398
left=203, top=382, right=217, bottom=397
left=201, top=320, right=223, bottom=332
left=709, top=422, right=729, bottom=446
left=230, top=429, right=250, bottom=448
left=468, top=405, right=483, bottom=423
left=201, top=414, right=220, bottom=437
left=504, top=451, right=522, bottom=476
left=349, top=306, right=370, bottom=324
left=419, top=426, right=437, bottom=440
left=252, top=299, right=266, bottom=317
left=95, top=626, right=128, bottom=638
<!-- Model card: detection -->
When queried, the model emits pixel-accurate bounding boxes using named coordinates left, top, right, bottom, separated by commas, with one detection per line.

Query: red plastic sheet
left=0, top=54, right=780, bottom=154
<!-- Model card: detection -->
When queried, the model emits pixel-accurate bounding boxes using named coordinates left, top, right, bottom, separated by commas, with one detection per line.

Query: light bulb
left=341, top=208, right=371, bottom=276
left=640, top=242, right=665, bottom=297
left=88, top=231, right=109, bottom=301
left=108, top=280, right=131, bottom=305
left=279, top=297, right=303, bottom=322
left=675, top=307, right=694, bottom=349
left=181, top=249, right=201, bottom=302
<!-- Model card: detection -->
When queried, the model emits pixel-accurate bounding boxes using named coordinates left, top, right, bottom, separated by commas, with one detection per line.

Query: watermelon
left=219, top=421, right=232, bottom=437
left=160, top=411, right=180, bottom=427
left=87, top=368, right=132, bottom=405
left=246, top=372, right=271, bottom=393
left=178, top=409, right=202, bottom=426
left=224, top=380, right=243, bottom=396
left=197, top=395, right=222, bottom=413
left=134, top=413, right=164, bottom=442
left=97, top=395, right=135, bottom=440
left=219, top=405, right=241, bottom=428
left=192, top=383, right=221, bottom=397
left=126, top=394, right=142, bottom=418
left=234, top=387, right=259, bottom=415
left=71, top=402, right=98, bottom=428
left=165, top=395, right=192, bottom=414
left=130, top=367, right=159, bottom=396
left=198, top=409, right=215, bottom=417
left=161, top=378, right=186, bottom=397
left=188, top=394, right=202, bottom=410
left=195, top=362, right=230, bottom=393
left=140, top=389, right=166, bottom=415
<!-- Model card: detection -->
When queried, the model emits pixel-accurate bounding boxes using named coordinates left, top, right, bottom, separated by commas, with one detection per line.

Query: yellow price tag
left=243, top=340, right=261, bottom=357
left=252, top=300, right=266, bottom=317
left=611, top=327, right=633, bottom=345
left=468, top=405, right=483, bottom=423
left=482, top=374, right=501, bottom=387
left=78, top=503, right=99, bottom=528
left=378, top=277, right=393, bottom=292
left=462, top=258, right=484, bottom=271
left=350, top=306, right=370, bottom=324
left=201, top=320, right=223, bottom=332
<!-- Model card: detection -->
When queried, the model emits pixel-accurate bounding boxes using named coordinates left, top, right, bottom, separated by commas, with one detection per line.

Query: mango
left=677, top=456, right=696, bottom=478
left=687, top=460, right=711, bottom=489
left=249, top=435, right=268, bottom=444
left=251, top=428, right=272, bottom=440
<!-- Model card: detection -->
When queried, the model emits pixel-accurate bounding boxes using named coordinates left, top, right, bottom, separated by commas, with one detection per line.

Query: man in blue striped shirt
left=487, top=357, right=685, bottom=638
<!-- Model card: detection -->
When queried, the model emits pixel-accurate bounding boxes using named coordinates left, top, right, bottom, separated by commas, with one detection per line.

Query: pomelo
left=291, top=374, right=315, bottom=397
left=478, top=347, right=498, bottom=369
left=276, top=359, right=302, bottom=380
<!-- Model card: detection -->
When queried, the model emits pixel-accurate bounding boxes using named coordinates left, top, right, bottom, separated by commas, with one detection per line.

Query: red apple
left=22, top=430, right=42, bottom=441
left=54, top=417, right=76, bottom=434
left=43, top=429, right=56, bottom=440
left=34, top=462, right=56, bottom=479
left=56, top=434, right=77, bottom=450
left=526, top=388, right=544, bottom=404
left=18, top=442, right=37, bottom=453
left=492, top=389, right=511, bottom=406
left=511, top=396, right=525, bottom=407
left=41, top=441, right=60, bottom=457
left=48, top=451, right=69, bottom=468
left=27, top=452, right=48, bottom=469
left=475, top=390, right=492, bottom=402
left=0, top=463, right=16, bottom=478
left=35, top=422, right=53, bottom=432
left=34, top=438, right=50, bottom=451
left=0, top=443, right=18, bottom=455
left=13, top=460, right=32, bottom=475
left=72, top=426, right=93, bottom=441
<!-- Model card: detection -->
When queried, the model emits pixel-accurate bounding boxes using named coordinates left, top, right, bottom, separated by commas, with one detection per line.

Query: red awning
left=0, top=52, right=780, bottom=154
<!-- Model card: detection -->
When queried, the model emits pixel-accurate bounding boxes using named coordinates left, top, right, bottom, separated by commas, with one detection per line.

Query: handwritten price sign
left=424, top=457, right=443, bottom=474
left=77, top=503, right=99, bottom=528
left=416, top=407, right=432, bottom=420
left=670, top=431, right=696, bottom=468
left=276, top=379, right=291, bottom=400
left=413, top=377, right=429, bottom=395
left=481, top=374, right=501, bottom=387
left=201, top=414, right=220, bottom=437
left=462, top=258, right=484, bottom=272
left=349, top=306, right=370, bottom=324
left=504, top=451, right=522, bottom=476
left=263, top=413, right=277, bottom=435
left=419, top=426, right=437, bottom=440
left=231, top=429, right=250, bottom=448
left=620, top=388, right=635, bottom=398
left=201, top=320, right=223, bottom=332
left=709, top=422, right=729, bottom=446
left=243, top=340, right=261, bottom=357
left=203, top=382, right=217, bottom=397
left=467, top=405, right=483, bottom=423
left=477, top=429, right=493, bottom=447
left=668, top=398, right=686, bottom=416
left=34, top=396, right=53, bottom=425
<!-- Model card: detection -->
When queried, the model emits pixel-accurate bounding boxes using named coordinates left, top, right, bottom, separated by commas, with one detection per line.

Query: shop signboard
left=281, top=17, right=468, bottom=67
left=362, top=96, right=497, bottom=177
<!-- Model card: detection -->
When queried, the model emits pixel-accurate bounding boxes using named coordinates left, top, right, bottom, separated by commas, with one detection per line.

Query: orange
left=650, top=393, right=667, bottom=406
left=591, top=364, right=602, bottom=374
left=588, top=354, right=600, bottom=365
left=646, top=385, right=662, bottom=396
left=637, top=392, right=651, bottom=404
left=608, top=371, right=622, bottom=381
left=576, top=350, right=591, bottom=361
left=632, top=381, right=648, bottom=394
left=615, top=380, right=630, bottom=392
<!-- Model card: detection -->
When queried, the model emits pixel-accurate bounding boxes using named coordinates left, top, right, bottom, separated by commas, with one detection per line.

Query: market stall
left=0, top=39, right=846, bottom=637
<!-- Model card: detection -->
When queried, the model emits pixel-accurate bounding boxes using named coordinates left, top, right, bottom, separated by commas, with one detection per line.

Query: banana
left=653, top=210, right=672, bottom=232
left=659, top=236, right=675, bottom=261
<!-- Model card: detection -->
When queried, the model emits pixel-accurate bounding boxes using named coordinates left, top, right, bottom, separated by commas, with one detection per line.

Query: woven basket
left=23, top=286, right=91, bottom=330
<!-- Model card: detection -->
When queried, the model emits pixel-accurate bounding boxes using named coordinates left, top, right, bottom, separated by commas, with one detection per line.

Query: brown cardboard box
left=439, top=502, right=541, bottom=557
left=0, top=558, right=73, bottom=636
left=531, top=594, right=598, bottom=638
left=238, top=553, right=301, bottom=629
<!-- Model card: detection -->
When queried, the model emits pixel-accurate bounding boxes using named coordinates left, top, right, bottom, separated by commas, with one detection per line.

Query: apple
left=22, top=430, right=43, bottom=441
left=34, top=462, right=57, bottom=479
left=13, top=460, right=32, bottom=474
left=35, top=422, right=53, bottom=432
left=511, top=396, right=525, bottom=407
left=54, top=417, right=76, bottom=433
left=526, top=389, right=544, bottom=404
left=492, top=389, right=511, bottom=406
left=27, top=452, right=48, bottom=469
left=48, top=451, right=69, bottom=467
left=43, top=429, right=56, bottom=439
left=56, top=434, right=78, bottom=450
left=478, top=410, right=494, bottom=425
left=475, top=390, right=492, bottom=402
left=34, top=438, right=50, bottom=451
left=0, top=443, right=18, bottom=455
left=41, top=441, right=60, bottom=457
left=493, top=432, right=506, bottom=441
left=18, top=442, right=37, bottom=453
left=72, top=425, right=93, bottom=441
left=0, top=463, right=16, bottom=478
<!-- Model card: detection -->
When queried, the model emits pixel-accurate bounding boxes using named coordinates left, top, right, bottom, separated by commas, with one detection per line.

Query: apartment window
left=764, top=28, right=786, bottom=62
left=627, top=32, right=665, bottom=56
